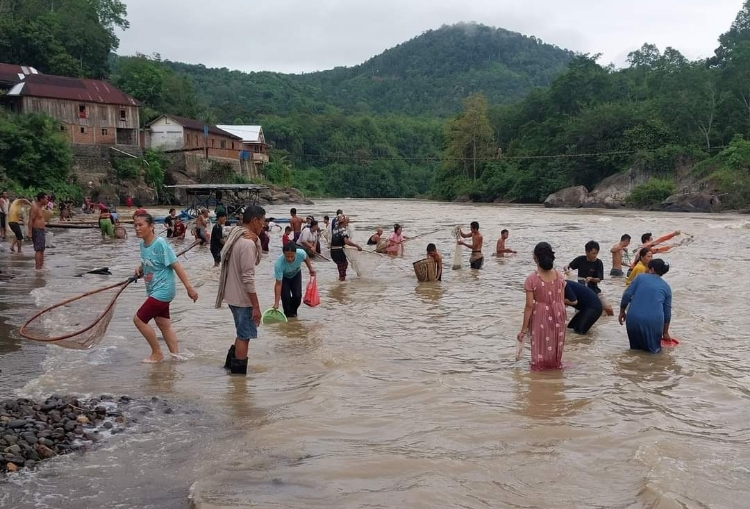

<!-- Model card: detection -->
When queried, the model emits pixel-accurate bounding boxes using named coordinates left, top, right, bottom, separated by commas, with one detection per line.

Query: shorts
left=228, top=305, right=257, bottom=341
left=9, top=222, right=23, bottom=241
left=136, top=296, right=171, bottom=323
left=195, top=228, right=207, bottom=244
left=211, top=249, right=221, bottom=264
left=470, top=255, right=484, bottom=270
left=32, top=227, right=46, bottom=252
left=610, top=268, right=624, bottom=277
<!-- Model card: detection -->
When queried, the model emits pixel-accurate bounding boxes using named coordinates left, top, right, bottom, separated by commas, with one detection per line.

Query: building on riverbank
left=0, top=63, right=141, bottom=146
left=143, top=114, right=244, bottom=160
left=216, top=125, right=269, bottom=177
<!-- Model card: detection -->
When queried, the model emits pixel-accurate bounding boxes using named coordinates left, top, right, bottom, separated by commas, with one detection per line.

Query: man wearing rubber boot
left=216, top=205, right=265, bottom=375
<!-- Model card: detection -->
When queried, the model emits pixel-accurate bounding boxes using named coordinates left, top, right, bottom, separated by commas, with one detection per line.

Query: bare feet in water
left=142, top=354, right=165, bottom=363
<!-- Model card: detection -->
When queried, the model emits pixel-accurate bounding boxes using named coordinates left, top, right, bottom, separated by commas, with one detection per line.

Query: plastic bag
left=303, top=276, right=320, bottom=307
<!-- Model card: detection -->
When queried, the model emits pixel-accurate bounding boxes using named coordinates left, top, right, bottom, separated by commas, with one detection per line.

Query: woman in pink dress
left=385, top=224, right=405, bottom=256
left=517, top=242, right=568, bottom=370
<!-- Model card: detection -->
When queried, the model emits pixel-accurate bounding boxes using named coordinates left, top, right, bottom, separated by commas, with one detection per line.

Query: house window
left=120, top=109, right=126, bottom=121
left=101, top=129, right=108, bottom=136
left=220, top=140, right=226, bottom=149
left=195, top=135, right=199, bottom=146
left=211, top=139, right=215, bottom=148
left=231, top=142, right=234, bottom=149
left=80, top=127, right=85, bottom=134
left=60, top=125, right=66, bottom=131
left=78, top=104, right=87, bottom=119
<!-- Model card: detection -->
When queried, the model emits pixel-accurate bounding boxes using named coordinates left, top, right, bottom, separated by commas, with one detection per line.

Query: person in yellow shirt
left=625, top=248, right=652, bottom=287
left=7, top=198, right=31, bottom=254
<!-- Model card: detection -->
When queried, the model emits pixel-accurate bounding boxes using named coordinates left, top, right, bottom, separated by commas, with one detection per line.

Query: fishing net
left=452, top=226, right=462, bottom=270
left=19, top=278, right=134, bottom=350
left=19, top=241, right=200, bottom=350
left=346, top=247, right=380, bottom=277
left=341, top=227, right=379, bottom=277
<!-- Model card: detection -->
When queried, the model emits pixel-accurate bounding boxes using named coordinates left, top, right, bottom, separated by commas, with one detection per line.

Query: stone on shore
left=661, top=192, right=721, bottom=213
left=0, top=395, right=137, bottom=474
left=544, top=186, right=589, bottom=208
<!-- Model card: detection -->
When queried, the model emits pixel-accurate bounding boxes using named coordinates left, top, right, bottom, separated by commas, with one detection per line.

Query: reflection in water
left=513, top=369, right=590, bottom=420
left=413, top=282, right=444, bottom=304
left=1, top=202, right=750, bottom=508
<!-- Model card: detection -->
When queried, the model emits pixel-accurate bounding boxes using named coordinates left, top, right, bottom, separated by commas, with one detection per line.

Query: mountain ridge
left=154, top=22, right=574, bottom=119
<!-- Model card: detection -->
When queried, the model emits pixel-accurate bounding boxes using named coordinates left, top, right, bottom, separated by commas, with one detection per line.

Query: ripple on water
left=1, top=202, right=749, bottom=508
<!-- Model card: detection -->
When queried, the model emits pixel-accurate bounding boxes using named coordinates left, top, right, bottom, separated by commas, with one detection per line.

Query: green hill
left=160, top=23, right=574, bottom=120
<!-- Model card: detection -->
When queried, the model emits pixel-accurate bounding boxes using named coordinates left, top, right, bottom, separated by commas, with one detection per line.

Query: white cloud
left=117, top=0, right=743, bottom=73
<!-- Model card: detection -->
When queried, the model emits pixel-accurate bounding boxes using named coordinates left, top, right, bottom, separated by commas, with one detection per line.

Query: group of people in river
left=1, top=192, right=686, bottom=374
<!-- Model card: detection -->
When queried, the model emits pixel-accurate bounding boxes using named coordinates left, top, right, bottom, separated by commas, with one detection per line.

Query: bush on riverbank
left=627, top=178, right=676, bottom=208
left=0, top=111, right=83, bottom=201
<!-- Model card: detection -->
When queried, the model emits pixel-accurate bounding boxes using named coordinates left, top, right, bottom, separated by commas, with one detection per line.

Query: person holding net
left=133, top=212, right=198, bottom=363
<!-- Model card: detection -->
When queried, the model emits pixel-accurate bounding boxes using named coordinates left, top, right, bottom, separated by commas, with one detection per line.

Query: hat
left=133, top=208, right=148, bottom=216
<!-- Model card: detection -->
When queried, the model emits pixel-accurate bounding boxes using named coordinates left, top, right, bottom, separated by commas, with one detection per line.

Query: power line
left=279, top=149, right=637, bottom=163
left=273, top=144, right=728, bottom=164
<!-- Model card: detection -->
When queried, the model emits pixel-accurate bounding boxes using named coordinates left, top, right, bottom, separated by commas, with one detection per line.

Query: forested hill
left=161, top=23, right=574, bottom=119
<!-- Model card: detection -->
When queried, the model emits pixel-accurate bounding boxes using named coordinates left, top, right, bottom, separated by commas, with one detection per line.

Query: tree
left=712, top=0, right=750, bottom=65
left=0, top=110, right=73, bottom=189
left=444, top=93, right=495, bottom=181
left=0, top=0, right=129, bottom=78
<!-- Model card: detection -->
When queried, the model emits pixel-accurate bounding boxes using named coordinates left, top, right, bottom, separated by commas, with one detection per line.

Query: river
left=0, top=200, right=749, bottom=509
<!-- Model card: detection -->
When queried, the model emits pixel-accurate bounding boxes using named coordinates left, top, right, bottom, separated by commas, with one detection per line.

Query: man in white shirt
left=298, top=220, right=320, bottom=257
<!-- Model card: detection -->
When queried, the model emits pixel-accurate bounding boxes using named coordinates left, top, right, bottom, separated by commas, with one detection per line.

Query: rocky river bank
left=542, top=168, right=724, bottom=212
left=0, top=394, right=170, bottom=474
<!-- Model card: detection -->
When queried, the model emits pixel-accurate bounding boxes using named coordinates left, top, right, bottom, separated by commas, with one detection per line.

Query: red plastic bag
left=303, top=276, right=320, bottom=307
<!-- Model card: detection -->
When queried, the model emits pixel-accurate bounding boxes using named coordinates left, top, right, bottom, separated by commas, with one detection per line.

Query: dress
left=620, top=273, right=672, bottom=353
left=524, top=271, right=567, bottom=369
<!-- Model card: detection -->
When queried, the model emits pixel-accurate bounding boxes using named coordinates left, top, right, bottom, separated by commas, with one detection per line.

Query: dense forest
left=2, top=0, right=750, bottom=207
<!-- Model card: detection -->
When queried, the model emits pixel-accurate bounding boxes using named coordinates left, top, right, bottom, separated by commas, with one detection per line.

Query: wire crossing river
left=1, top=200, right=749, bottom=508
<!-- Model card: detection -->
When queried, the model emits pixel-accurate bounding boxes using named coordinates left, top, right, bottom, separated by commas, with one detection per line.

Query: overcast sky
left=117, top=0, right=743, bottom=74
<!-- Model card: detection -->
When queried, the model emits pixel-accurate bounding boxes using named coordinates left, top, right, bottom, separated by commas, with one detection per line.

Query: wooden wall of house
left=21, top=97, right=140, bottom=129
left=183, top=127, right=241, bottom=159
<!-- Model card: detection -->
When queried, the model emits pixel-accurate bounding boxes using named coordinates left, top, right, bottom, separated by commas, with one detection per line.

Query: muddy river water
left=0, top=200, right=749, bottom=509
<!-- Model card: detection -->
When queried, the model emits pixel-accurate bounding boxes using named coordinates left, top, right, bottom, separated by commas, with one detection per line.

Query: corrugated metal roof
left=0, top=63, right=40, bottom=85
left=6, top=73, right=139, bottom=106
left=216, top=125, right=266, bottom=143
left=151, top=115, right=241, bottom=139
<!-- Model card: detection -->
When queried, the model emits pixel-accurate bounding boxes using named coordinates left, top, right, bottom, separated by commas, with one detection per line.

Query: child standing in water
left=133, top=212, right=198, bottom=363
left=426, top=243, right=443, bottom=281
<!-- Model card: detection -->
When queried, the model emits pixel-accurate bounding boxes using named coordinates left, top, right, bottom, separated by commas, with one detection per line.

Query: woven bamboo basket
left=413, top=258, right=437, bottom=282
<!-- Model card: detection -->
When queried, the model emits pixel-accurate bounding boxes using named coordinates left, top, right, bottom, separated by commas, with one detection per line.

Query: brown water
left=1, top=200, right=749, bottom=509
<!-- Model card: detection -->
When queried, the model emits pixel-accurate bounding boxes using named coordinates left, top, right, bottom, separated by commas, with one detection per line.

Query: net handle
left=176, top=240, right=201, bottom=258
left=19, top=277, right=135, bottom=342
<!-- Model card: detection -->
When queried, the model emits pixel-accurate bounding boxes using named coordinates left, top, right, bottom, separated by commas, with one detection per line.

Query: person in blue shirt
left=273, top=242, right=316, bottom=318
left=133, top=212, right=198, bottom=363
left=619, top=259, right=673, bottom=353
left=564, top=280, right=603, bottom=334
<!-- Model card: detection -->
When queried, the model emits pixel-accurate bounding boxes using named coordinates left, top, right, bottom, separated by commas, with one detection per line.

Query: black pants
left=281, top=270, right=302, bottom=317
left=567, top=306, right=602, bottom=334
